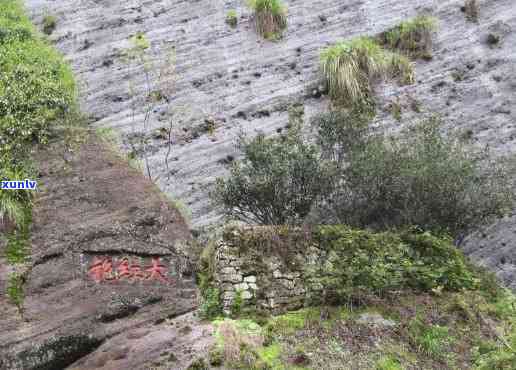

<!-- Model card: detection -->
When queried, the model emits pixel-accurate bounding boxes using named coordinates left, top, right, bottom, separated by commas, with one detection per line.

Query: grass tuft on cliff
left=379, top=15, right=437, bottom=59
left=320, top=37, right=414, bottom=111
left=248, top=0, right=287, bottom=40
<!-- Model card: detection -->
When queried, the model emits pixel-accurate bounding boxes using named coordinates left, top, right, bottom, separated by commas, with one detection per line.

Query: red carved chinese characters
left=87, top=256, right=170, bottom=284
left=88, top=257, right=117, bottom=282
left=117, top=257, right=132, bottom=280
left=130, top=258, right=147, bottom=281
left=145, top=257, right=169, bottom=283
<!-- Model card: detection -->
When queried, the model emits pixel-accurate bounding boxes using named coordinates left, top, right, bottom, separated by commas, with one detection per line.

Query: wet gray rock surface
left=24, top=1, right=516, bottom=282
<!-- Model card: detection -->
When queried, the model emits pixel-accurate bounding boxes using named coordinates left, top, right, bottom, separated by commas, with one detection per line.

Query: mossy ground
left=210, top=286, right=516, bottom=369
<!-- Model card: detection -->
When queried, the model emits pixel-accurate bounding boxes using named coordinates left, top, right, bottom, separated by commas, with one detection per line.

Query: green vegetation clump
left=42, top=14, right=56, bottom=35
left=313, top=115, right=514, bottom=236
left=200, top=287, right=222, bottom=319
left=211, top=318, right=276, bottom=369
left=0, top=0, right=77, bottom=315
left=5, top=212, right=31, bottom=264
left=198, top=243, right=223, bottom=319
left=376, top=356, right=403, bottom=370
left=0, top=0, right=76, bottom=228
left=226, top=10, right=238, bottom=27
left=217, top=111, right=513, bottom=236
left=213, top=123, right=333, bottom=225
left=320, top=37, right=414, bottom=111
left=231, top=289, right=244, bottom=317
left=408, top=316, right=454, bottom=358
left=248, top=0, right=287, bottom=39
left=209, top=286, right=516, bottom=369
left=6, top=273, right=25, bottom=313
left=380, top=15, right=437, bottom=59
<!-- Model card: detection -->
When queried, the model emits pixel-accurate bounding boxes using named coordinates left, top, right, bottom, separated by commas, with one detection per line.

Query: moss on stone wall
left=209, top=225, right=479, bottom=314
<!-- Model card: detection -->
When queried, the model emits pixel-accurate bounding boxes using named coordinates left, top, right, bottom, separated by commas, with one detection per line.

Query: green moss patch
left=215, top=287, right=516, bottom=369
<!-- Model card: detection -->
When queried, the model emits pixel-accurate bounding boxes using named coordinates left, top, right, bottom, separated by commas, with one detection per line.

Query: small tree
left=319, top=117, right=515, bottom=236
left=310, top=109, right=370, bottom=164
left=213, top=125, right=333, bottom=225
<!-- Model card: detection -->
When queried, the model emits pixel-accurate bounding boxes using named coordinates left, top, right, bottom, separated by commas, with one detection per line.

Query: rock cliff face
left=0, top=135, right=206, bottom=370
left=24, top=1, right=516, bottom=282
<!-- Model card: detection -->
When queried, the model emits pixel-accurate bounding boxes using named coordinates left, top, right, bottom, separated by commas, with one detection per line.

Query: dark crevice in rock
left=3, top=335, right=104, bottom=370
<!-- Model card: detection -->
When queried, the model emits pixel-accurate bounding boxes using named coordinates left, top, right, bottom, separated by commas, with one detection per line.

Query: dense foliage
left=0, top=0, right=76, bottom=227
left=1, top=1, right=77, bottom=315
left=320, top=116, right=514, bottom=236
left=307, top=226, right=476, bottom=304
left=216, top=110, right=513, bottom=237
left=213, top=125, right=333, bottom=225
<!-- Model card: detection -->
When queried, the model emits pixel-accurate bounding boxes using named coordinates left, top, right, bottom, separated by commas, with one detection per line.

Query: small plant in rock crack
left=42, top=14, right=57, bottom=35
left=226, top=10, right=238, bottom=27
left=122, top=32, right=177, bottom=183
left=7, top=272, right=25, bottom=316
left=248, top=0, right=287, bottom=40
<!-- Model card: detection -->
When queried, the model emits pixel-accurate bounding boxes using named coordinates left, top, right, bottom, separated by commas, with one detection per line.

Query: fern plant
left=248, top=0, right=287, bottom=39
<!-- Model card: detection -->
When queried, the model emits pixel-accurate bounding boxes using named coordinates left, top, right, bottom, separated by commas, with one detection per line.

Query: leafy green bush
left=213, top=124, right=333, bottom=225
left=320, top=37, right=413, bottom=111
left=200, top=287, right=222, bottom=319
left=379, top=15, right=437, bottom=59
left=248, top=0, right=287, bottom=39
left=310, top=109, right=370, bottom=163
left=0, top=0, right=76, bottom=229
left=306, top=226, right=476, bottom=304
left=318, top=116, right=514, bottom=236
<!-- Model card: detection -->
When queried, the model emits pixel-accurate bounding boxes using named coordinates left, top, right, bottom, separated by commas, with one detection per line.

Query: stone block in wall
left=244, top=275, right=256, bottom=283
left=212, top=226, right=324, bottom=315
